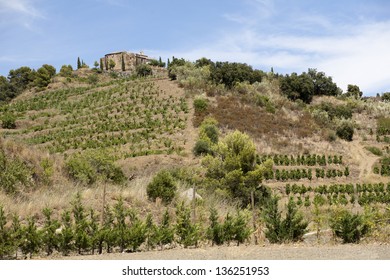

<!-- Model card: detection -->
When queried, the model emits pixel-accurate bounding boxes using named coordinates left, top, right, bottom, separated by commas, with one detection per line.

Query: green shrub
left=147, top=170, right=177, bottom=204
left=365, top=146, right=383, bottom=156
left=65, top=151, right=125, bottom=185
left=377, top=117, right=390, bottom=136
left=336, top=121, right=354, bottom=141
left=0, top=206, right=14, bottom=259
left=136, top=64, right=152, bottom=77
left=330, top=209, right=370, bottom=243
left=0, top=149, right=32, bottom=194
left=193, top=139, right=212, bottom=156
left=193, top=97, right=208, bottom=113
left=1, top=112, right=16, bottom=129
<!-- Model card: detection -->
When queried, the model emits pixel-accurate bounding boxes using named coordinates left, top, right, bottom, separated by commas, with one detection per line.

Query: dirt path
left=348, top=139, right=378, bottom=180
left=55, top=244, right=390, bottom=260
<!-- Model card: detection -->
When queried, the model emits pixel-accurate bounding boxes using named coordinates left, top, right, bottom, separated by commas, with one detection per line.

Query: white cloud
left=162, top=10, right=390, bottom=95
left=0, top=0, right=43, bottom=29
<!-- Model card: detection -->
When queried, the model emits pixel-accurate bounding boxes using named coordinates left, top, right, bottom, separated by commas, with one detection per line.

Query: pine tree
left=96, top=205, right=114, bottom=254
left=207, top=207, right=224, bottom=245
left=0, top=206, right=13, bottom=259
left=88, top=209, right=99, bottom=255
left=10, top=214, right=22, bottom=259
left=175, top=202, right=200, bottom=248
left=262, top=195, right=282, bottom=243
left=145, top=214, right=158, bottom=250
left=127, top=209, right=146, bottom=252
left=222, top=213, right=235, bottom=245
left=232, top=211, right=251, bottom=246
left=281, top=197, right=308, bottom=241
left=113, top=197, right=128, bottom=252
left=58, top=210, right=74, bottom=256
left=77, top=57, right=81, bottom=69
left=20, top=217, right=42, bottom=259
left=72, top=193, right=90, bottom=254
left=157, top=208, right=174, bottom=249
left=41, top=207, right=60, bottom=256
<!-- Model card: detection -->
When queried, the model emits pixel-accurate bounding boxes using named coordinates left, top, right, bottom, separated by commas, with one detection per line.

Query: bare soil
left=53, top=243, right=390, bottom=260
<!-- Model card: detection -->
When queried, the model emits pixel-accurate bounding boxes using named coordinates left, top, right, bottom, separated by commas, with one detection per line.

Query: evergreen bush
left=147, top=170, right=177, bottom=204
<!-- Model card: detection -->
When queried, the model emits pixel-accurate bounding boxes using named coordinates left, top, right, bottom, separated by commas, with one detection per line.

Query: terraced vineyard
left=259, top=153, right=389, bottom=210
left=1, top=78, right=190, bottom=158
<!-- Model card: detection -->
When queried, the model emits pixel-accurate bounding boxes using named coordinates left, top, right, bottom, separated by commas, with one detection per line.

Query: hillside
left=0, top=64, right=390, bottom=259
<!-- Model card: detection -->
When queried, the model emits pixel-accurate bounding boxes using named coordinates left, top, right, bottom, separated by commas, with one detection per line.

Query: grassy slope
left=0, top=69, right=389, bottom=228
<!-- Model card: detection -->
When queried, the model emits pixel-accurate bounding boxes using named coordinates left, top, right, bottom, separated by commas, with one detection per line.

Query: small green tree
left=113, top=197, right=128, bottom=252
left=10, top=214, right=22, bottom=259
left=175, top=202, right=200, bottom=248
left=145, top=214, right=158, bottom=250
left=40, top=207, right=60, bottom=256
left=127, top=210, right=146, bottom=252
left=58, top=211, right=74, bottom=256
left=330, top=209, right=370, bottom=243
left=262, top=195, right=282, bottom=243
left=206, top=207, right=224, bottom=245
left=262, top=195, right=307, bottom=243
left=72, top=193, right=90, bottom=254
left=156, top=209, right=174, bottom=249
left=20, top=217, right=42, bottom=259
left=88, top=209, right=99, bottom=255
left=100, top=58, right=104, bottom=71
left=0, top=206, right=13, bottom=259
left=108, top=59, right=116, bottom=70
left=147, top=170, right=177, bottom=204
left=96, top=205, right=114, bottom=254
left=281, top=197, right=308, bottom=241
left=1, top=112, right=16, bottom=129
left=232, top=210, right=252, bottom=246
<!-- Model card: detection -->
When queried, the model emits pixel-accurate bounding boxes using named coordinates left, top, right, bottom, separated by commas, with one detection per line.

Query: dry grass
left=202, top=96, right=316, bottom=140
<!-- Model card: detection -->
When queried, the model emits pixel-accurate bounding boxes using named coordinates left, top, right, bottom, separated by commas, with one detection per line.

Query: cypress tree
left=100, top=58, right=104, bottom=71
left=121, top=54, right=126, bottom=71
left=77, top=57, right=81, bottom=69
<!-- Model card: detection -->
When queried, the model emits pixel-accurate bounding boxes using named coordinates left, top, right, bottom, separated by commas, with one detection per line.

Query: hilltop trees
left=34, top=64, right=56, bottom=90
left=345, top=84, right=363, bottom=99
left=280, top=69, right=340, bottom=103
left=209, top=61, right=264, bottom=89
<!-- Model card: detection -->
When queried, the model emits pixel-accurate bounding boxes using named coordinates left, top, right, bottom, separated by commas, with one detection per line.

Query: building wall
left=101, top=52, right=148, bottom=72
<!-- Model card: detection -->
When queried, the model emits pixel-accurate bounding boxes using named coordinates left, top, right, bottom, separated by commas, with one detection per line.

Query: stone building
left=101, top=51, right=150, bottom=72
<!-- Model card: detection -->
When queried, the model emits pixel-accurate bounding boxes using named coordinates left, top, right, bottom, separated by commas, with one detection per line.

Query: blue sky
left=1, top=0, right=390, bottom=95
